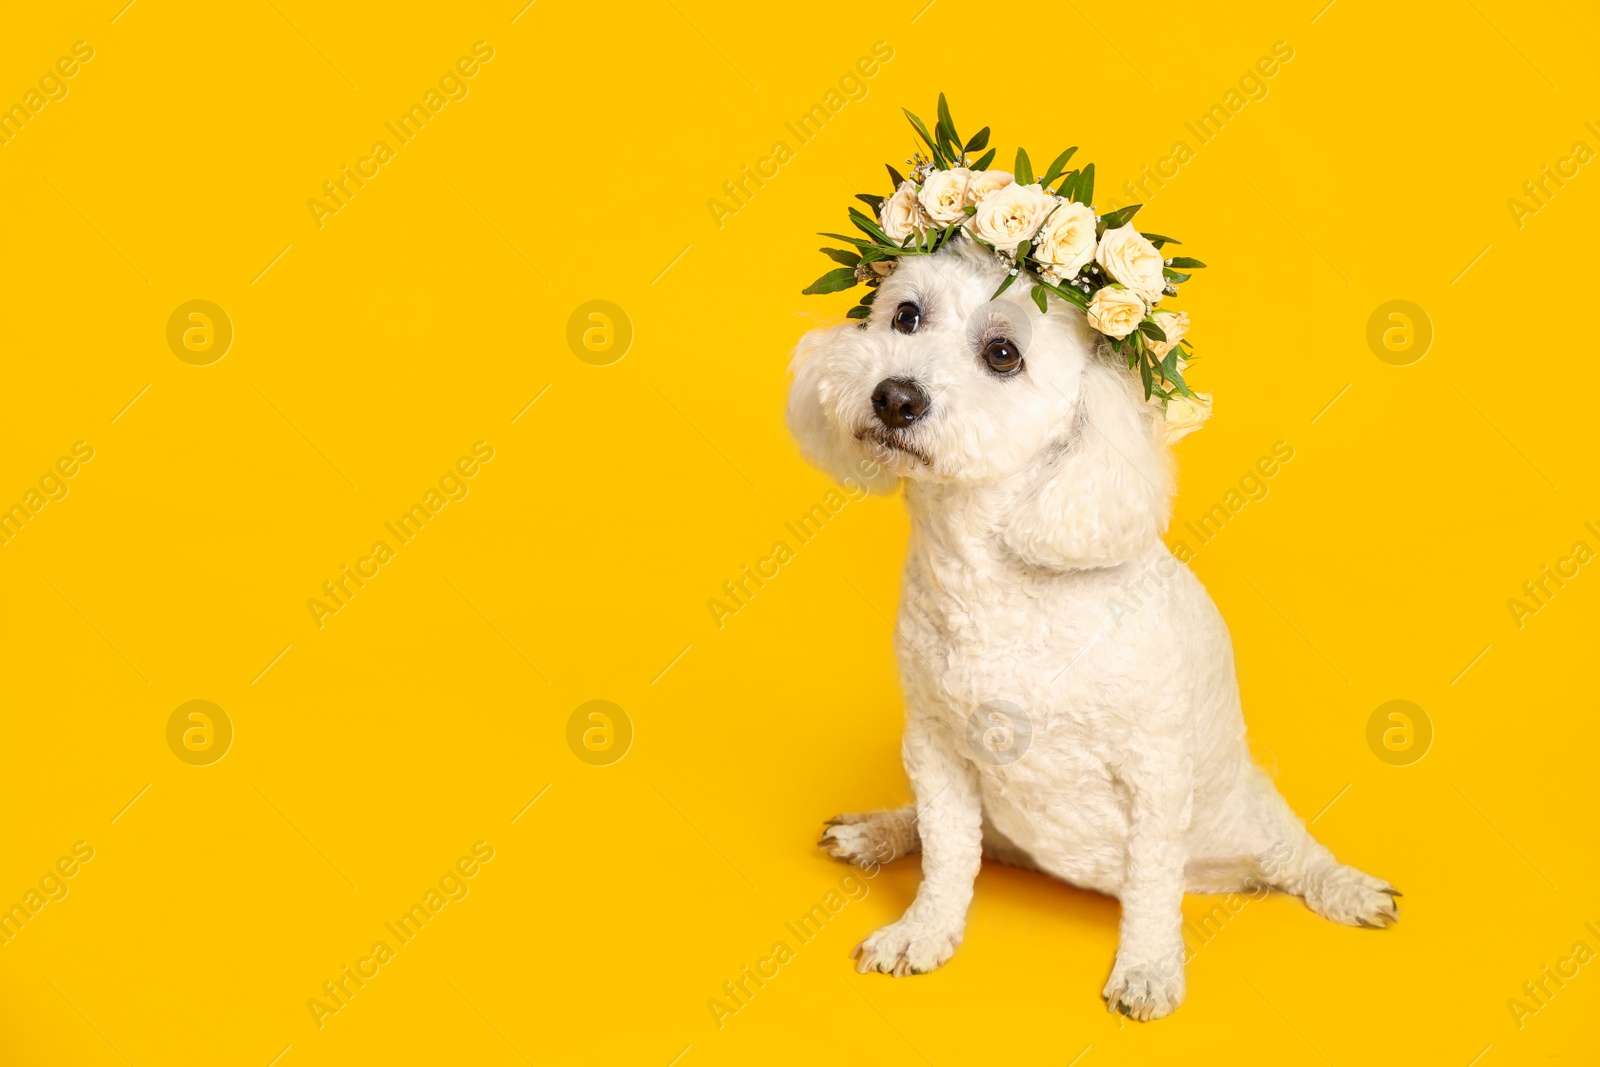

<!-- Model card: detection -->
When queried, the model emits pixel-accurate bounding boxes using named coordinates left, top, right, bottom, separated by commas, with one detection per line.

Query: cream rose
left=1096, top=225, right=1167, bottom=304
left=917, top=168, right=971, bottom=225
left=1160, top=392, right=1213, bottom=443
left=966, top=182, right=1052, bottom=252
left=879, top=180, right=928, bottom=243
left=1032, top=201, right=1097, bottom=280
left=1148, top=310, right=1189, bottom=358
left=1086, top=286, right=1146, bottom=339
left=963, top=169, right=1014, bottom=206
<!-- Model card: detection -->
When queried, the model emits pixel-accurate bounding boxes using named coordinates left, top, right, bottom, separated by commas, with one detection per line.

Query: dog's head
left=787, top=240, right=1173, bottom=569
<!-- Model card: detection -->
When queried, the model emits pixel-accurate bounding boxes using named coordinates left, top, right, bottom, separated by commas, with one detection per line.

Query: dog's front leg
left=851, top=711, right=980, bottom=977
left=1103, top=746, right=1191, bottom=1020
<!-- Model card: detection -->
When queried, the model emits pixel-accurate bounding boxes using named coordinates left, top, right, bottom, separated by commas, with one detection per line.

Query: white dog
left=788, top=239, right=1396, bottom=1020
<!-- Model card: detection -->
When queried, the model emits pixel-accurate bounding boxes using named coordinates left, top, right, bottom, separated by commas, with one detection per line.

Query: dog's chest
left=897, top=545, right=1136, bottom=701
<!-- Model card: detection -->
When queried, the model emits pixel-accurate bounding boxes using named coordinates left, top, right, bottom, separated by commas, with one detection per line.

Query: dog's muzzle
left=870, top=377, right=930, bottom=429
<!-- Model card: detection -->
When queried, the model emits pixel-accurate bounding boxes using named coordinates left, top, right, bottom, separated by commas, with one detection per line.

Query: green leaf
left=1031, top=285, right=1049, bottom=314
left=820, top=233, right=913, bottom=256
left=991, top=271, right=1019, bottom=299
left=861, top=288, right=878, bottom=305
left=1054, top=169, right=1078, bottom=201
left=1040, top=147, right=1079, bottom=188
left=964, top=127, right=990, bottom=154
left=848, top=207, right=893, bottom=244
left=819, top=232, right=873, bottom=249
left=803, top=267, right=859, bottom=295
left=1163, top=359, right=1195, bottom=397
left=1138, top=319, right=1168, bottom=342
left=1139, top=349, right=1154, bottom=399
left=855, top=193, right=886, bottom=212
left=1166, top=256, right=1206, bottom=269
left=936, top=94, right=961, bottom=152
left=1163, top=268, right=1191, bottom=283
left=1142, top=232, right=1181, bottom=248
left=1016, top=238, right=1032, bottom=263
left=820, top=247, right=861, bottom=267
left=1014, top=147, right=1033, bottom=186
left=971, top=148, right=996, bottom=171
left=1079, top=163, right=1095, bottom=205
left=886, top=164, right=907, bottom=189
left=845, top=305, right=872, bottom=319
left=903, top=108, right=946, bottom=167
left=1036, top=277, right=1087, bottom=310
left=1100, top=204, right=1142, bottom=230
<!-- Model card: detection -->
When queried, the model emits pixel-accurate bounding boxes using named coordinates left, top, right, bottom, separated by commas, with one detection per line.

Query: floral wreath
left=804, top=95, right=1212, bottom=436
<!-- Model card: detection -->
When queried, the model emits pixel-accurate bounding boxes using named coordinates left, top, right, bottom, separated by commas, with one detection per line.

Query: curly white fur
left=792, top=241, right=1396, bottom=1021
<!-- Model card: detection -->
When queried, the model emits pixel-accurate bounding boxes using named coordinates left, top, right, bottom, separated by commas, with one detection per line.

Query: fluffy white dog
left=788, top=239, right=1397, bottom=1020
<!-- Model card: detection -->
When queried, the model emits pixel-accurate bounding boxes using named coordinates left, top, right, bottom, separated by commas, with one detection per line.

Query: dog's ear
left=999, top=357, right=1173, bottom=569
left=787, top=323, right=901, bottom=493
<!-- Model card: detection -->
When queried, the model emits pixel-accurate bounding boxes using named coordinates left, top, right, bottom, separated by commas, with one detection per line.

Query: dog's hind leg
left=1214, top=767, right=1400, bottom=928
left=820, top=808, right=1039, bottom=871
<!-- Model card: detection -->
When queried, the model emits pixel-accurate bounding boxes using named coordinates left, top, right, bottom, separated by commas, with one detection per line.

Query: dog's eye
left=981, top=337, right=1022, bottom=375
left=891, top=302, right=921, bottom=334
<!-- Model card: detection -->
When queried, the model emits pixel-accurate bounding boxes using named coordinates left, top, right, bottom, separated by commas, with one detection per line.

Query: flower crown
left=804, top=95, right=1212, bottom=435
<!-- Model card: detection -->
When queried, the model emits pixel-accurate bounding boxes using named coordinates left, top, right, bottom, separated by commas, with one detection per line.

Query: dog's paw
left=850, top=918, right=962, bottom=977
left=818, top=810, right=915, bottom=867
left=1302, top=864, right=1400, bottom=928
left=1103, top=956, right=1185, bottom=1021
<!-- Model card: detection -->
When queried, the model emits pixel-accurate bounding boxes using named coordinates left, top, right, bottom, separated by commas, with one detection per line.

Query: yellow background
left=1, top=0, right=1597, bottom=1063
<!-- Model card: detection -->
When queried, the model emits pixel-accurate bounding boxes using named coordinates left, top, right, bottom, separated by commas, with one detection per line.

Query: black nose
left=871, top=377, right=930, bottom=429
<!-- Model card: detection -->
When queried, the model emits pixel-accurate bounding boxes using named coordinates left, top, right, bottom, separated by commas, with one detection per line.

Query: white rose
left=1032, top=201, right=1097, bottom=280
left=963, top=169, right=1014, bottom=206
left=966, top=182, right=1052, bottom=252
left=879, top=180, right=928, bottom=243
left=917, top=168, right=971, bottom=225
left=1096, top=225, right=1167, bottom=304
left=1161, top=392, right=1213, bottom=443
left=1086, top=286, right=1146, bottom=339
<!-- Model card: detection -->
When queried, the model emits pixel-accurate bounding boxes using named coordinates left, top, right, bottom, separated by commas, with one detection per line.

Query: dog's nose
left=871, top=377, right=930, bottom=429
